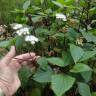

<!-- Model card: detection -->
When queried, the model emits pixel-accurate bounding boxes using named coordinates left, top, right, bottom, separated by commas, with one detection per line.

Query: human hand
left=0, top=46, right=38, bottom=96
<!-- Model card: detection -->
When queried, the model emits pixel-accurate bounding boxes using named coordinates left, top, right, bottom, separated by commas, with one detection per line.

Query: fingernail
left=36, top=56, right=40, bottom=60
left=37, top=56, right=40, bottom=58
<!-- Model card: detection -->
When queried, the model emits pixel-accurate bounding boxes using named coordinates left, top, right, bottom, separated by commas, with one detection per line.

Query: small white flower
left=10, top=23, right=23, bottom=30
left=16, top=27, right=30, bottom=36
left=56, top=13, right=67, bottom=21
left=31, top=41, right=35, bottom=44
left=25, top=35, right=39, bottom=44
left=16, top=30, right=23, bottom=36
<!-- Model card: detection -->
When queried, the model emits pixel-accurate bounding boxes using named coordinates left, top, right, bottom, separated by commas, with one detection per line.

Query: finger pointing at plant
left=0, top=46, right=38, bottom=96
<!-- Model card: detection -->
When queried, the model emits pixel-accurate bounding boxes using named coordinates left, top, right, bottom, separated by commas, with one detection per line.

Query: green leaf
left=0, top=40, right=10, bottom=48
left=62, top=51, right=73, bottom=66
left=32, top=16, right=42, bottom=23
left=40, top=0, right=44, bottom=4
left=37, top=57, right=49, bottom=70
left=15, top=36, right=25, bottom=49
left=0, top=37, right=17, bottom=48
left=57, top=0, right=75, bottom=5
left=51, top=74, right=75, bottom=96
left=30, top=88, right=41, bottom=96
left=19, top=66, right=31, bottom=87
left=52, top=0, right=77, bottom=9
left=53, top=33, right=65, bottom=41
left=92, top=92, right=96, bottom=96
left=23, top=0, right=30, bottom=11
left=80, top=71, right=92, bottom=82
left=52, top=1, right=64, bottom=8
left=82, top=31, right=96, bottom=43
left=35, top=28, right=50, bottom=37
left=78, top=82, right=91, bottom=96
left=63, top=0, right=75, bottom=5
left=70, top=44, right=84, bottom=63
left=33, top=67, right=53, bottom=83
left=67, top=28, right=80, bottom=42
left=80, top=50, right=96, bottom=61
left=32, top=6, right=41, bottom=10
left=47, top=57, right=65, bottom=67
left=70, top=63, right=92, bottom=73
left=45, top=8, right=53, bottom=14
left=57, top=0, right=65, bottom=4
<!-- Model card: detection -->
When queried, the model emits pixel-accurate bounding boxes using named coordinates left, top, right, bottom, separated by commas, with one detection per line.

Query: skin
left=0, top=46, right=39, bottom=96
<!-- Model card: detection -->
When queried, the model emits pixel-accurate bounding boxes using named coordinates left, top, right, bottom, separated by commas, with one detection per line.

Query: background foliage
left=0, top=0, right=96, bottom=96
left=0, top=0, right=25, bottom=24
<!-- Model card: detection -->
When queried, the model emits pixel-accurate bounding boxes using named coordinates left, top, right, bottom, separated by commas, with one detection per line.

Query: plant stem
left=85, top=0, right=91, bottom=32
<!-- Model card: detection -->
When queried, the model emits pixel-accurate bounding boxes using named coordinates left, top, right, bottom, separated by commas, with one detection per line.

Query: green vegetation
left=0, top=0, right=96, bottom=96
left=0, top=0, right=25, bottom=24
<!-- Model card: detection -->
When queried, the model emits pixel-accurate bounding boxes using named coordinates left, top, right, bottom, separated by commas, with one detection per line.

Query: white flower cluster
left=16, top=27, right=30, bottom=36
left=10, top=23, right=39, bottom=45
left=10, top=23, right=23, bottom=30
left=10, top=23, right=30, bottom=36
left=25, top=35, right=39, bottom=44
left=56, top=13, right=67, bottom=21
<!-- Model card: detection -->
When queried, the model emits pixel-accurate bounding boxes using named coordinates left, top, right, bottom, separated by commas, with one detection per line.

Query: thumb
left=1, top=46, right=16, bottom=65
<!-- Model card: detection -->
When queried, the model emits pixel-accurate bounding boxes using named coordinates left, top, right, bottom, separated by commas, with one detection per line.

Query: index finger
left=9, top=53, right=36, bottom=72
left=14, top=52, right=36, bottom=62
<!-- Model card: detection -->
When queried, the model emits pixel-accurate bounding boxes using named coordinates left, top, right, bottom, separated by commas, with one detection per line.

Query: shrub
left=0, top=0, right=96, bottom=96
